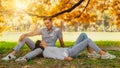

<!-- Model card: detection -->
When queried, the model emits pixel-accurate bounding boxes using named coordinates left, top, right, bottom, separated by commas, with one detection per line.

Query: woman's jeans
left=68, top=33, right=101, bottom=58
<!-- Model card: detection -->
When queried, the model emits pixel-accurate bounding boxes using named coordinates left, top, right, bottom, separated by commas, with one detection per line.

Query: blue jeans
left=68, top=33, right=101, bottom=58
left=13, top=38, right=42, bottom=60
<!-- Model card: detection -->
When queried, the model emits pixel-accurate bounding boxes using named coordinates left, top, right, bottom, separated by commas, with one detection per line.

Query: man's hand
left=19, top=34, right=25, bottom=42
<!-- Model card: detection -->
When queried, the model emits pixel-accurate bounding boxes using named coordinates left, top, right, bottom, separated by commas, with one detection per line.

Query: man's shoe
left=15, top=57, right=27, bottom=63
left=1, top=54, right=16, bottom=61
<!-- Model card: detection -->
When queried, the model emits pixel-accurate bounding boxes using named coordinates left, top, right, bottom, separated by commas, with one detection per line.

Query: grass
left=0, top=41, right=120, bottom=68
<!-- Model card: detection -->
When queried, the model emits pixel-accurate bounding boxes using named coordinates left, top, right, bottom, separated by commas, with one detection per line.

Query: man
left=2, top=18, right=64, bottom=62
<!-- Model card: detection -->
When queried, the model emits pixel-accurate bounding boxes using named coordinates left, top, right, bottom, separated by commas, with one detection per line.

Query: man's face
left=44, top=19, right=52, bottom=30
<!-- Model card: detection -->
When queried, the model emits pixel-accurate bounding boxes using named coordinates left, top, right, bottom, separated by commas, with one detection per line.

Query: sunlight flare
left=15, top=0, right=30, bottom=10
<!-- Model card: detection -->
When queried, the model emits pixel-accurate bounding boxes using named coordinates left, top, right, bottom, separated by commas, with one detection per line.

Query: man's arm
left=59, top=37, right=65, bottom=47
left=19, top=30, right=40, bottom=41
left=64, top=57, right=73, bottom=61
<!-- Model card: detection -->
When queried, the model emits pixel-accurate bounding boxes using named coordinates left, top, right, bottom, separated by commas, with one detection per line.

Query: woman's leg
left=68, top=38, right=101, bottom=58
left=74, top=33, right=93, bottom=53
left=74, top=33, right=88, bottom=45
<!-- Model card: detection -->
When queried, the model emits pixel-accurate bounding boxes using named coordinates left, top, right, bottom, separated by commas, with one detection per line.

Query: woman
left=41, top=38, right=116, bottom=60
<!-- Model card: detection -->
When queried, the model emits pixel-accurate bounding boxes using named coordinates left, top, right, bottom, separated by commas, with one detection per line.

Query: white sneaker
left=101, top=52, right=116, bottom=59
left=88, top=51, right=100, bottom=58
left=1, top=54, right=16, bottom=61
left=15, top=57, right=27, bottom=63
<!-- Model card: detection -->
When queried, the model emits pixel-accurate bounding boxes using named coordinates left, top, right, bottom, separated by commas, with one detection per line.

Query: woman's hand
left=64, top=57, right=73, bottom=61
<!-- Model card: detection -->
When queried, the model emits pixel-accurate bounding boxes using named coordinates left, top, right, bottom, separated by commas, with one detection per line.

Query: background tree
left=0, top=0, right=120, bottom=32
left=0, top=0, right=7, bottom=33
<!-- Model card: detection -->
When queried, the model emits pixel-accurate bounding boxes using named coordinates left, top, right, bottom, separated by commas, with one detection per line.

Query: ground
left=0, top=49, right=120, bottom=68
left=0, top=42, right=120, bottom=68
left=0, top=32, right=120, bottom=68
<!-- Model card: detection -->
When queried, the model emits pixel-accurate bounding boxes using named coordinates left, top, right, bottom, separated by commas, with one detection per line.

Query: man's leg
left=15, top=48, right=43, bottom=62
left=2, top=38, right=35, bottom=61
left=12, top=38, right=35, bottom=55
left=68, top=38, right=101, bottom=58
left=23, top=48, right=42, bottom=60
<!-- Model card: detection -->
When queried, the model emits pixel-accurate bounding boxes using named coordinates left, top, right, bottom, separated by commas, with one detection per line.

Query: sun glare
left=15, top=0, right=29, bottom=10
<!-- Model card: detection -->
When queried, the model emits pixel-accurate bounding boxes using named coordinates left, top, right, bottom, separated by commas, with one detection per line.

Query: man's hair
left=43, top=17, right=52, bottom=22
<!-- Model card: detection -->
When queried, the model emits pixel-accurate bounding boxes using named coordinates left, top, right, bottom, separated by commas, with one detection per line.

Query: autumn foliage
left=0, top=0, right=120, bottom=32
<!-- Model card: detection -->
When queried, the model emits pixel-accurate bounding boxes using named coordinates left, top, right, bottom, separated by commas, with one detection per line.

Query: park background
left=0, top=0, right=120, bottom=68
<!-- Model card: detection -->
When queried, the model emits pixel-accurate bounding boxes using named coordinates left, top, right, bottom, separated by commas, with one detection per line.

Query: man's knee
left=24, top=37, right=34, bottom=43
left=19, top=37, right=29, bottom=42
left=24, top=37, right=29, bottom=41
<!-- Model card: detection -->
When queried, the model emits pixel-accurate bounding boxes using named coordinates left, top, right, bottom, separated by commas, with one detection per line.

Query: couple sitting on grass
left=2, top=18, right=116, bottom=63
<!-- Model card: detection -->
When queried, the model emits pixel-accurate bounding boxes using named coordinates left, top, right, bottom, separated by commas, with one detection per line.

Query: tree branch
left=1, top=0, right=87, bottom=19
left=75, top=0, right=90, bottom=18
left=27, top=0, right=84, bottom=18
left=50, top=0, right=84, bottom=18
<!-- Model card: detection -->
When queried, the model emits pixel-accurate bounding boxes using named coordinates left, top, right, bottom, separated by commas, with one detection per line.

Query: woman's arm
left=64, top=57, right=73, bottom=61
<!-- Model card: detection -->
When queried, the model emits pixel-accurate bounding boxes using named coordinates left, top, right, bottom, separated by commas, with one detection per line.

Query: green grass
left=0, top=41, right=120, bottom=49
left=0, top=41, right=120, bottom=68
left=56, top=41, right=120, bottom=47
